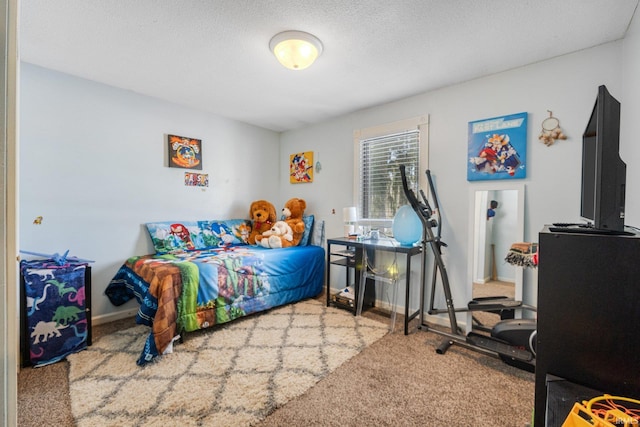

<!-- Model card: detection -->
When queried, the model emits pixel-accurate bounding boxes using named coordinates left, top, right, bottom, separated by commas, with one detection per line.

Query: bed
left=105, top=216, right=325, bottom=365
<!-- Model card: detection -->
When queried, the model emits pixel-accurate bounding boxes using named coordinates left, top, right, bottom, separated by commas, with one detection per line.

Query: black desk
left=326, top=236, right=422, bottom=335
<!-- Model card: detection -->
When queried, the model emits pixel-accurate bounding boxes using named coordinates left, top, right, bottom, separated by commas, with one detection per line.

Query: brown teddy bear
left=248, top=200, right=277, bottom=245
left=281, top=198, right=307, bottom=247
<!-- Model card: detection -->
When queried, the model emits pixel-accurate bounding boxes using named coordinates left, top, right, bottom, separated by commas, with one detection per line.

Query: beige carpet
left=473, top=280, right=518, bottom=328
left=66, top=299, right=388, bottom=426
left=260, top=322, right=535, bottom=426
left=19, top=294, right=536, bottom=426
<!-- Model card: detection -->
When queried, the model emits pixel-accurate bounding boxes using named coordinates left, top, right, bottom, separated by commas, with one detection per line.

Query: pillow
left=299, top=215, right=314, bottom=246
left=145, top=221, right=204, bottom=254
left=197, top=219, right=252, bottom=247
left=310, top=219, right=325, bottom=247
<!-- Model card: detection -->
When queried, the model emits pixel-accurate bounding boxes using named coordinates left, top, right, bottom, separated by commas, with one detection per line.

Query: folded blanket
left=504, top=242, right=538, bottom=268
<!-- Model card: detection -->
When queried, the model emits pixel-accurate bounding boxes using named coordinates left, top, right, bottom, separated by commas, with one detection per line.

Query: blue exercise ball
left=392, top=205, right=422, bottom=246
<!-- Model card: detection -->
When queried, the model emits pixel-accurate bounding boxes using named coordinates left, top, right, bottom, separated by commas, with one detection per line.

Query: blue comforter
left=106, top=244, right=325, bottom=364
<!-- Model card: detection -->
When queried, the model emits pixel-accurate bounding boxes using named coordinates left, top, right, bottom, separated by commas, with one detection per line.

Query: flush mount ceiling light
left=269, top=30, right=323, bottom=70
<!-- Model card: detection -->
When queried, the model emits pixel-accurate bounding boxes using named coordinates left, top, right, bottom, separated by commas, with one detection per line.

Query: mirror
left=468, top=184, right=525, bottom=325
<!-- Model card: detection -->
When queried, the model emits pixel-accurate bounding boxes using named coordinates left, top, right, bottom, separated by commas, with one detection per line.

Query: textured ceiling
left=20, top=0, right=639, bottom=132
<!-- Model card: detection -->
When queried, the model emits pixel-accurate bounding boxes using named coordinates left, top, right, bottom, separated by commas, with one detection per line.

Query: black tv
left=580, top=85, right=627, bottom=233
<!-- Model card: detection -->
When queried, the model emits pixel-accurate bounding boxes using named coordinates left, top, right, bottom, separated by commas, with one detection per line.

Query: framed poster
left=290, top=152, right=313, bottom=183
left=168, top=134, right=202, bottom=170
left=184, top=172, right=209, bottom=187
left=467, top=112, right=527, bottom=181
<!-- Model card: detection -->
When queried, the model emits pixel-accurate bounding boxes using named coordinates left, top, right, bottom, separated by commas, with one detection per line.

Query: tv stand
left=534, top=226, right=640, bottom=426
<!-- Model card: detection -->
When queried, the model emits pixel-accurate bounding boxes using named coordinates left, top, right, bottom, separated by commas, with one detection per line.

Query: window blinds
left=358, top=130, right=420, bottom=220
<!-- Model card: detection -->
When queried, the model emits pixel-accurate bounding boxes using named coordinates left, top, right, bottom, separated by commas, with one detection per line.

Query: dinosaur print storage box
left=20, top=259, right=91, bottom=367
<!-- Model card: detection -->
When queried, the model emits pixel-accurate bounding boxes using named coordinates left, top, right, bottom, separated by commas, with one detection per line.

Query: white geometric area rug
left=67, top=299, right=388, bottom=427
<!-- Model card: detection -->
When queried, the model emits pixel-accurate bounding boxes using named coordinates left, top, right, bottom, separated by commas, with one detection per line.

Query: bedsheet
left=106, top=244, right=325, bottom=365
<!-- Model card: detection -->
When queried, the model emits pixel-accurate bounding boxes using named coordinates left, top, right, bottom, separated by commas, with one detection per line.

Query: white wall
left=20, top=64, right=281, bottom=323
left=280, top=40, right=627, bottom=321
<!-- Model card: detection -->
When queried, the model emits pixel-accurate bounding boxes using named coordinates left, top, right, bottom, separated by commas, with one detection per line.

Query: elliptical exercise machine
left=399, top=166, right=537, bottom=372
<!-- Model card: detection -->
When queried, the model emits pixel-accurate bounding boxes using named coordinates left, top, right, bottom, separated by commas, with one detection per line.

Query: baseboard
left=91, top=301, right=467, bottom=329
left=91, top=308, right=138, bottom=326
left=373, top=299, right=468, bottom=331
left=421, top=312, right=468, bottom=330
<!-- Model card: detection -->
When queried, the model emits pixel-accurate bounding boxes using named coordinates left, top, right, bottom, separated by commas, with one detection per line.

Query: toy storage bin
left=20, top=259, right=92, bottom=367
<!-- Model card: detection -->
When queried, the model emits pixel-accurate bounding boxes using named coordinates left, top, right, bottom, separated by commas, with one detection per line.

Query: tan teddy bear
left=259, top=220, right=294, bottom=249
left=248, top=200, right=277, bottom=245
left=281, top=198, right=307, bottom=247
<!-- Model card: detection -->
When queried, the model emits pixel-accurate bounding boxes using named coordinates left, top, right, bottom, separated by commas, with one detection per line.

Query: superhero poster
left=467, top=112, right=527, bottom=181
left=168, top=134, right=202, bottom=170
left=290, top=151, right=313, bottom=183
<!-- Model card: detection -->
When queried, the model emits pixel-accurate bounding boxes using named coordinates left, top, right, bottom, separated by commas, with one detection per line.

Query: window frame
left=353, top=115, right=429, bottom=229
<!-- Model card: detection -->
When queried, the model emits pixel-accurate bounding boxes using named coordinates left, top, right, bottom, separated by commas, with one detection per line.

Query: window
left=354, top=116, right=429, bottom=229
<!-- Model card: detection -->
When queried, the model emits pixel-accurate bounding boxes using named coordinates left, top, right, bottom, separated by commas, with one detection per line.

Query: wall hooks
left=539, top=110, right=567, bottom=146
